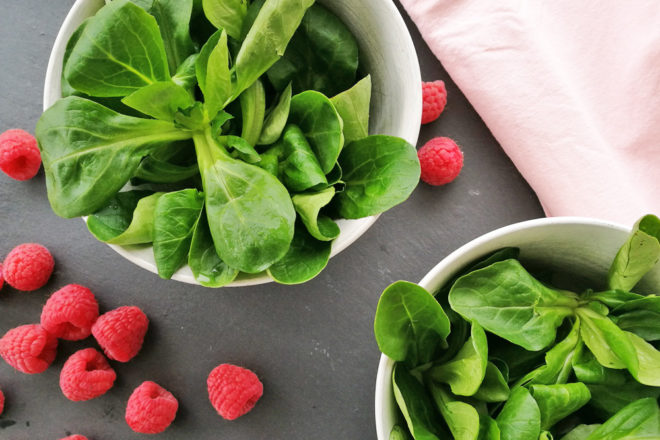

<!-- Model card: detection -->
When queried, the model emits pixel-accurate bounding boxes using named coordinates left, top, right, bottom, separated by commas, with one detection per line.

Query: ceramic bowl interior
left=43, top=0, right=422, bottom=286
left=374, top=216, right=660, bottom=439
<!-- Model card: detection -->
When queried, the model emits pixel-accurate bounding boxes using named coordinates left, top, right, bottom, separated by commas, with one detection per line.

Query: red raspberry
left=418, top=137, right=464, bottom=186
left=207, top=364, right=263, bottom=420
left=0, top=129, right=41, bottom=180
left=92, top=306, right=148, bottom=362
left=59, top=436, right=88, bottom=440
left=125, top=381, right=178, bottom=434
left=422, top=80, right=447, bottom=124
left=0, top=324, right=57, bottom=374
left=3, top=243, right=54, bottom=291
left=0, top=387, right=4, bottom=415
left=41, top=284, right=99, bottom=341
left=0, top=263, right=4, bottom=291
left=60, top=348, right=116, bottom=401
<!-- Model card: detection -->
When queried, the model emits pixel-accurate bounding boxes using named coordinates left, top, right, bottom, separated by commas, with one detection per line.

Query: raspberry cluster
left=1, top=242, right=264, bottom=433
left=419, top=80, right=464, bottom=186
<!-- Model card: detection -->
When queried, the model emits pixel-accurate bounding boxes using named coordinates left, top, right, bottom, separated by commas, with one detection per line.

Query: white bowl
left=374, top=216, right=660, bottom=439
left=43, top=0, right=422, bottom=286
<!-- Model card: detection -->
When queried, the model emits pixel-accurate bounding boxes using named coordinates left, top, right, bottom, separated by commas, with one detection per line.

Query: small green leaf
left=292, top=187, right=340, bottom=242
left=289, top=90, right=344, bottom=174
left=392, top=364, right=446, bottom=440
left=277, top=124, right=327, bottom=192
left=428, top=322, right=487, bottom=396
left=428, top=383, right=480, bottom=440
left=331, top=75, right=371, bottom=143
left=473, top=362, right=510, bottom=402
left=258, top=83, right=292, bottom=145
left=611, top=296, right=660, bottom=341
left=449, top=260, right=579, bottom=351
left=334, top=135, right=420, bottom=219
left=529, top=383, right=591, bottom=430
left=560, top=425, right=600, bottom=440
left=204, top=30, right=232, bottom=119
left=577, top=307, right=636, bottom=370
left=188, top=213, right=238, bottom=287
left=267, top=224, right=331, bottom=285
left=202, top=0, right=247, bottom=40
left=495, top=387, right=541, bottom=440
left=374, top=281, right=450, bottom=367
left=389, top=425, right=412, bottom=440
left=65, top=0, right=170, bottom=97
left=122, top=81, right=194, bottom=121
left=87, top=190, right=157, bottom=244
left=150, top=0, right=195, bottom=74
left=153, top=189, right=204, bottom=279
left=240, top=79, right=266, bottom=146
left=608, top=214, right=660, bottom=291
left=584, top=398, right=660, bottom=439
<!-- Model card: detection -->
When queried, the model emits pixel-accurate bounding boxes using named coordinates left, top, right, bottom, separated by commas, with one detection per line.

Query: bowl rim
left=43, top=0, right=422, bottom=287
left=374, top=215, right=631, bottom=439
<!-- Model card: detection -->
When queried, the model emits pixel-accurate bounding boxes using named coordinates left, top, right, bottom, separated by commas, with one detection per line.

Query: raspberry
left=0, top=263, right=4, bottom=291
left=0, top=129, right=41, bottom=180
left=60, top=348, right=116, bottom=401
left=207, top=364, right=263, bottom=420
left=59, top=436, right=88, bottom=440
left=3, top=243, right=54, bottom=291
left=125, top=381, right=178, bottom=434
left=0, top=324, right=57, bottom=374
left=41, top=284, right=99, bottom=341
left=418, top=137, right=464, bottom=186
left=0, top=387, right=4, bottom=415
left=91, top=306, right=148, bottom=362
left=422, top=80, right=447, bottom=124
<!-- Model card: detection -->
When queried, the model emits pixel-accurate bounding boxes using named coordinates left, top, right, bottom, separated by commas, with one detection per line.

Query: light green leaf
left=331, top=75, right=371, bottom=143
left=495, top=387, right=541, bottom=440
left=267, top=223, right=331, bottom=284
left=122, top=81, right=194, bottom=121
left=292, top=187, right=340, bottom=242
left=188, top=212, right=238, bottom=287
left=151, top=0, right=195, bottom=73
left=258, top=82, right=292, bottom=145
left=202, top=0, right=248, bottom=40
left=333, top=135, right=420, bottom=219
left=240, top=79, right=266, bottom=146
left=374, top=281, right=450, bottom=367
left=473, top=362, right=510, bottom=402
left=608, top=215, right=660, bottom=291
left=449, top=260, right=579, bottom=351
left=584, top=398, right=660, bottom=440
left=429, top=322, right=488, bottom=396
left=276, top=124, right=327, bottom=192
left=36, top=97, right=192, bottom=218
left=428, top=383, right=480, bottom=440
left=153, top=189, right=204, bottom=279
left=65, top=0, right=170, bottom=97
left=204, top=30, right=232, bottom=119
left=392, top=364, right=446, bottom=440
left=529, top=383, right=591, bottom=430
left=233, top=0, right=315, bottom=97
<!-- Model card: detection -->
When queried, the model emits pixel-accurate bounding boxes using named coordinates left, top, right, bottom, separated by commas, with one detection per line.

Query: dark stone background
left=0, top=1, right=543, bottom=439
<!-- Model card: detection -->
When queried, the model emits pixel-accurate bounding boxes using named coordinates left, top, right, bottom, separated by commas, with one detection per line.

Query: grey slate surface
left=0, top=1, right=544, bottom=439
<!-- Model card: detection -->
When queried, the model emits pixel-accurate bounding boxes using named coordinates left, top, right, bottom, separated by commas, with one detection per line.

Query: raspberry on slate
left=59, top=435, right=88, bottom=440
left=0, top=324, right=57, bottom=374
left=207, top=364, right=264, bottom=420
left=125, top=381, right=178, bottom=434
left=0, top=129, right=41, bottom=181
left=41, top=284, right=99, bottom=341
left=92, top=306, right=148, bottom=362
left=3, top=243, right=54, bottom=291
left=0, top=387, right=4, bottom=415
left=60, top=348, right=116, bottom=402
left=418, top=137, right=464, bottom=186
left=422, top=80, right=448, bottom=125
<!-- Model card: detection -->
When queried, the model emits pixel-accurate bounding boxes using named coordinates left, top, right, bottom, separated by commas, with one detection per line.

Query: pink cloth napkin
left=400, top=0, right=660, bottom=225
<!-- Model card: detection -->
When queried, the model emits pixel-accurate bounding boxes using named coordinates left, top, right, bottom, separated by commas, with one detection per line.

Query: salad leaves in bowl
left=374, top=215, right=660, bottom=440
left=39, top=0, right=422, bottom=286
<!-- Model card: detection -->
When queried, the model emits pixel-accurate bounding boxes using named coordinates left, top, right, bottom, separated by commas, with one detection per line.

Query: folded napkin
left=400, top=0, right=660, bottom=225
